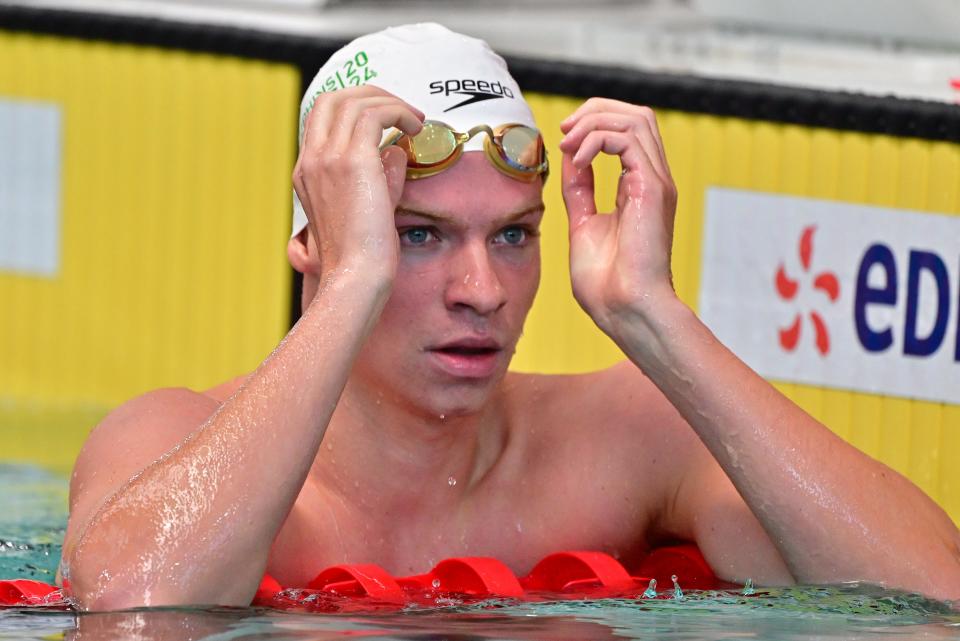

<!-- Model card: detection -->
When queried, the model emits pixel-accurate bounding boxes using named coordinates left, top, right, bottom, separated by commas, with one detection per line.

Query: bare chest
left=266, top=467, right=656, bottom=587
left=263, top=370, right=673, bottom=587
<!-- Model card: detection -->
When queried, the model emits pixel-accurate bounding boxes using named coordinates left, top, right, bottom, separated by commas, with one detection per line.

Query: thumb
left=381, top=146, right=408, bottom=211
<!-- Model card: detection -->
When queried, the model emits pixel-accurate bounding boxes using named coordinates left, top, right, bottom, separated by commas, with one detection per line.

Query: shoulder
left=509, top=362, right=696, bottom=442
left=504, top=362, right=703, bottom=480
left=71, top=385, right=228, bottom=498
left=506, top=362, right=711, bottom=505
left=78, top=386, right=222, bottom=463
left=503, top=365, right=709, bottom=550
left=200, top=375, right=247, bottom=402
left=62, top=386, right=223, bottom=558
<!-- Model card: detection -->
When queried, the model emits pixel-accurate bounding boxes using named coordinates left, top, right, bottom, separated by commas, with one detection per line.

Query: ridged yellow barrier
left=0, top=32, right=297, bottom=472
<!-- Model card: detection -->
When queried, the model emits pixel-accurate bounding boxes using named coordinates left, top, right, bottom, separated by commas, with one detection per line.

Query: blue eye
left=496, top=226, right=529, bottom=246
left=400, top=227, right=437, bottom=246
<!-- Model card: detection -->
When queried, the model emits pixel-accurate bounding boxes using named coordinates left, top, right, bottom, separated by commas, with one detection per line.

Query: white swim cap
left=292, top=22, right=538, bottom=237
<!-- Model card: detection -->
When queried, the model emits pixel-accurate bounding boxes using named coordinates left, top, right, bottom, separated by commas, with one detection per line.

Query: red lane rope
left=1, top=544, right=718, bottom=609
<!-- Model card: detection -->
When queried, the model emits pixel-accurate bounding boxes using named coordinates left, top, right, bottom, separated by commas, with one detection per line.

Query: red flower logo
left=775, top=226, right=840, bottom=355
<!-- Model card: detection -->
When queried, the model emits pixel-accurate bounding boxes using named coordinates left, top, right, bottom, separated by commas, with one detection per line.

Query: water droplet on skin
left=643, top=578, right=657, bottom=599
left=439, top=414, right=446, bottom=421
left=447, top=476, right=457, bottom=486
left=326, top=443, right=333, bottom=451
left=432, top=578, right=441, bottom=589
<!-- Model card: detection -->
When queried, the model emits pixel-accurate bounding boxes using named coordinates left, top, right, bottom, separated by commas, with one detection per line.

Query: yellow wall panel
left=940, top=405, right=960, bottom=520
left=909, top=403, right=942, bottom=499
left=663, top=111, right=710, bottom=309
left=848, top=395, right=880, bottom=459
left=0, top=32, right=299, bottom=469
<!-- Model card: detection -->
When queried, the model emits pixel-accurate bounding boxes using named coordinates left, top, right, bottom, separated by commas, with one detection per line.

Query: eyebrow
left=395, top=203, right=545, bottom=225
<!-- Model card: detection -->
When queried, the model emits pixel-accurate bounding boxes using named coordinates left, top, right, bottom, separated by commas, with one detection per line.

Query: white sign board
left=700, top=188, right=960, bottom=405
left=0, top=98, right=62, bottom=277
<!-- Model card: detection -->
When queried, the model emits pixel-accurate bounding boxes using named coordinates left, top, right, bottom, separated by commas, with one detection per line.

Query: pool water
left=1, top=464, right=958, bottom=641
left=0, top=465, right=65, bottom=584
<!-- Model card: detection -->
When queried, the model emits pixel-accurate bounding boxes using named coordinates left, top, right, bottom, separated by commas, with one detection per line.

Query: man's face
left=351, top=152, right=544, bottom=419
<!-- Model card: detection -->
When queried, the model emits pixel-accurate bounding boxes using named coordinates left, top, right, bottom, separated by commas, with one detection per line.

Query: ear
left=287, top=227, right=320, bottom=276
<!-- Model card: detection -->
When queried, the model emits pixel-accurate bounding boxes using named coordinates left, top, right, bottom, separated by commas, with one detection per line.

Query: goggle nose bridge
left=452, top=124, right=497, bottom=146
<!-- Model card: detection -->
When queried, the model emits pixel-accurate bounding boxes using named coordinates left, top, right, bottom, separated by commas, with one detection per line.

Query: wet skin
left=87, top=154, right=734, bottom=585
left=60, top=90, right=960, bottom=608
left=268, top=155, right=695, bottom=583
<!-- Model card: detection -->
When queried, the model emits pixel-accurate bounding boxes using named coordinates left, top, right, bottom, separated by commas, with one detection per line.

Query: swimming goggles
left=380, top=120, right=548, bottom=182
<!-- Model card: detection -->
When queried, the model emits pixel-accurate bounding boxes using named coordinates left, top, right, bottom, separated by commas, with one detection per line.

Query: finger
left=572, top=130, right=645, bottom=173
left=302, top=86, right=424, bottom=153
left=561, top=97, right=642, bottom=132
left=560, top=152, right=596, bottom=232
left=635, top=108, right=671, bottom=182
left=351, top=102, right=424, bottom=151
left=328, top=96, right=421, bottom=153
left=299, top=88, right=369, bottom=153
left=560, top=97, right=627, bottom=133
left=292, top=166, right=313, bottom=228
left=560, top=108, right=669, bottom=182
left=381, top=146, right=407, bottom=211
left=292, top=165, right=325, bottom=244
left=559, top=112, right=632, bottom=153
left=631, top=118, right=671, bottom=185
left=561, top=100, right=670, bottom=173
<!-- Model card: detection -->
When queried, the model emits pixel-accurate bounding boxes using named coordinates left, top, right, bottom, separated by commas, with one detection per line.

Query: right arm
left=63, top=87, right=423, bottom=610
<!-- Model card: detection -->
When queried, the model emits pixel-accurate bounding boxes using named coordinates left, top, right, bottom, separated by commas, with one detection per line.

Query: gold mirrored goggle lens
left=497, top=125, right=544, bottom=172
left=402, top=122, right=459, bottom=167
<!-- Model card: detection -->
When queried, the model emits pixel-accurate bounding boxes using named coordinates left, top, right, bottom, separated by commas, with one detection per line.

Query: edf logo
left=701, top=188, right=960, bottom=405
left=855, top=245, right=958, bottom=359
left=775, top=226, right=840, bottom=356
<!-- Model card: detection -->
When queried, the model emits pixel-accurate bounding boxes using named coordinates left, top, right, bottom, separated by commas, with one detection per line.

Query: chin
left=415, top=381, right=498, bottom=420
left=353, top=346, right=514, bottom=420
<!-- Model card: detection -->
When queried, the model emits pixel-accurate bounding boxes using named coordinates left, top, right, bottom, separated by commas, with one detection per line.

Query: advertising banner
left=701, top=188, right=960, bottom=405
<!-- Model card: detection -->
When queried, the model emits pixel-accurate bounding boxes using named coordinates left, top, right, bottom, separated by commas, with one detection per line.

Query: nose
left=444, top=241, right=507, bottom=316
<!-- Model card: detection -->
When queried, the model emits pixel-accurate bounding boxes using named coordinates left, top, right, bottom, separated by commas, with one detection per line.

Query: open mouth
left=428, top=340, right=503, bottom=378
left=434, top=346, right=500, bottom=356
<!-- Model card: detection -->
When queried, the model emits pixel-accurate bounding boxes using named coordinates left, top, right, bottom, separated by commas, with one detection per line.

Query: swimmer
left=59, top=24, right=960, bottom=609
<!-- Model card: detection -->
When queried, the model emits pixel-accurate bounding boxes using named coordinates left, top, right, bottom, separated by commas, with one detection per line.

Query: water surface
left=2, top=464, right=957, bottom=641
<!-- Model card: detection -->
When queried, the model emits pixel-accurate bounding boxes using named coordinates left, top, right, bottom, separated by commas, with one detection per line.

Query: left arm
left=558, top=98, right=960, bottom=600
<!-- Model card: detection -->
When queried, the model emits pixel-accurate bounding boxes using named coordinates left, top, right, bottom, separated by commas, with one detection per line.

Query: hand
left=558, top=98, right=679, bottom=338
left=293, top=86, right=424, bottom=284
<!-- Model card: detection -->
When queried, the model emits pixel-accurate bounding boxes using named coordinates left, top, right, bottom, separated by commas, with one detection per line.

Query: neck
left=307, top=376, right=513, bottom=516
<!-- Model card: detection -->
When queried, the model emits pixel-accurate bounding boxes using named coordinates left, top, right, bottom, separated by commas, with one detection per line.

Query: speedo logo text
left=429, top=79, right=516, bottom=112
